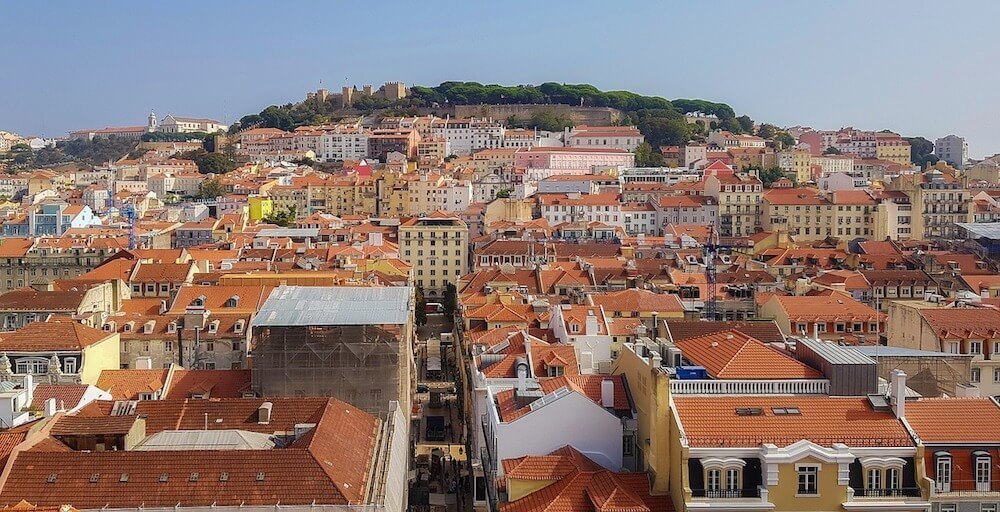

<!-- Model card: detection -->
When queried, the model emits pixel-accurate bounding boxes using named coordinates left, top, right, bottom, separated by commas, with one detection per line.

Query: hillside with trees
left=231, top=81, right=756, bottom=148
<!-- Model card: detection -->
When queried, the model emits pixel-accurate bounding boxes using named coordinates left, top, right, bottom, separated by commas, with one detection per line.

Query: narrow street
left=411, top=313, right=472, bottom=512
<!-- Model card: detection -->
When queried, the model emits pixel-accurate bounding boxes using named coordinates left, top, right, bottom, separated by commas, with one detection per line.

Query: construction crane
left=120, top=202, right=137, bottom=250
left=704, top=222, right=732, bottom=321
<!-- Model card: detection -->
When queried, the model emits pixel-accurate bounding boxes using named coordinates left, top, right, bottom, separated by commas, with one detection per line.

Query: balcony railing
left=691, top=488, right=761, bottom=499
left=670, top=379, right=830, bottom=395
left=851, top=487, right=922, bottom=498
left=933, top=480, right=1000, bottom=495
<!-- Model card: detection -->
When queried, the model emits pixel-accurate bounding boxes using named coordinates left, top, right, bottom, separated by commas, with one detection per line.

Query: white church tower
left=147, top=111, right=158, bottom=132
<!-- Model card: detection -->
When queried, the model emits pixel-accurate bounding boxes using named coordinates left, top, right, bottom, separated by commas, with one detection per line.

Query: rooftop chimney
left=601, top=379, right=615, bottom=408
left=44, top=397, right=57, bottom=417
left=585, top=311, right=600, bottom=336
left=258, top=401, right=273, bottom=424
left=889, top=369, right=906, bottom=419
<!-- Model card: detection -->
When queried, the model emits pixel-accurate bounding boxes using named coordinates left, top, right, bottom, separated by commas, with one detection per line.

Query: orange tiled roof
left=769, top=294, right=882, bottom=322
left=673, top=395, right=914, bottom=448
left=96, top=369, right=170, bottom=400
left=918, top=308, right=1000, bottom=340
left=590, top=289, right=685, bottom=314
left=499, top=446, right=671, bottom=512
left=2, top=399, right=378, bottom=508
left=905, top=398, right=1000, bottom=444
left=675, top=330, right=823, bottom=380
left=0, top=320, right=111, bottom=352
left=164, top=370, right=251, bottom=399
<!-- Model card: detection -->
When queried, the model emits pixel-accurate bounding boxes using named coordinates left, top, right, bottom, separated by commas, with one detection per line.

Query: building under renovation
left=251, top=286, right=414, bottom=418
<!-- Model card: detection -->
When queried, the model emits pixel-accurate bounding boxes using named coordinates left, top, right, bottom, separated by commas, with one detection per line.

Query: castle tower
left=342, top=86, right=354, bottom=108
left=147, top=111, right=158, bottom=132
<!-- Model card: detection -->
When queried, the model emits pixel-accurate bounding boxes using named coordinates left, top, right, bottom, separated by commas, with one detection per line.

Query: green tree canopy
left=905, top=137, right=939, bottom=169
left=823, top=146, right=842, bottom=155
left=198, top=176, right=226, bottom=199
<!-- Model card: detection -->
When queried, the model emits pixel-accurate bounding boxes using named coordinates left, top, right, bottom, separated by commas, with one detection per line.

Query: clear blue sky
left=3, top=1, right=998, bottom=157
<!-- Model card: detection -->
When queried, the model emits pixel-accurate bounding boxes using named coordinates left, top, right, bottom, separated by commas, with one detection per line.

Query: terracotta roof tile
left=905, top=398, right=1000, bottom=444
left=165, top=370, right=251, bottom=399
left=96, top=369, right=170, bottom=400
left=675, top=330, right=823, bottom=379
left=30, top=384, right=91, bottom=411
left=0, top=320, right=112, bottom=351
left=673, top=395, right=913, bottom=448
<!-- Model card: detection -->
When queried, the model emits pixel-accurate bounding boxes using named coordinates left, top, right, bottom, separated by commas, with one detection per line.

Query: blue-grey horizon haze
left=2, top=0, right=998, bottom=157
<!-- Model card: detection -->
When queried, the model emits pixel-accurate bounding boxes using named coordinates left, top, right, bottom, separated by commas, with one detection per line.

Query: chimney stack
left=889, top=369, right=906, bottom=419
left=601, top=379, right=615, bottom=408
left=258, top=401, right=273, bottom=424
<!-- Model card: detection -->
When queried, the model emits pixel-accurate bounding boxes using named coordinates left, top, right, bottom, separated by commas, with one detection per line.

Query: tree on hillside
left=637, top=116, right=691, bottom=147
left=528, top=109, right=573, bottom=131
left=198, top=177, right=226, bottom=199
left=774, top=132, right=796, bottom=148
left=736, top=115, right=755, bottom=134
left=757, top=124, right=778, bottom=139
left=755, top=166, right=786, bottom=187
left=634, top=142, right=665, bottom=167
left=906, top=137, right=939, bottom=169
left=178, top=149, right=237, bottom=174
left=263, top=205, right=296, bottom=227
left=823, top=146, right=842, bottom=155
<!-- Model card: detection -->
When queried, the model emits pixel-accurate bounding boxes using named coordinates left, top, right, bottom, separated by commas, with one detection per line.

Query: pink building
left=514, top=147, right=634, bottom=172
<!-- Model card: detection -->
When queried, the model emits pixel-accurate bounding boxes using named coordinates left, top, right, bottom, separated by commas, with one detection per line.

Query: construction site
left=250, top=286, right=415, bottom=418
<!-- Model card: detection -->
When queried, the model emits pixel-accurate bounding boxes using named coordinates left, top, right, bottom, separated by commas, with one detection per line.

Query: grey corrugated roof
left=957, top=223, right=1000, bottom=240
left=134, top=429, right=275, bottom=450
left=255, top=228, right=320, bottom=238
left=849, top=345, right=971, bottom=358
left=796, top=337, right=876, bottom=365
left=253, top=286, right=412, bottom=327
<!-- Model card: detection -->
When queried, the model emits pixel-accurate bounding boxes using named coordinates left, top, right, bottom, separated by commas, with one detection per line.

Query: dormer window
left=191, top=295, right=206, bottom=308
left=570, top=323, right=580, bottom=333
left=208, top=320, right=219, bottom=334
left=225, top=296, right=239, bottom=308
left=167, top=321, right=177, bottom=334
left=547, top=364, right=564, bottom=377
left=143, top=321, right=155, bottom=334
left=123, top=322, right=134, bottom=332
left=234, top=319, right=245, bottom=334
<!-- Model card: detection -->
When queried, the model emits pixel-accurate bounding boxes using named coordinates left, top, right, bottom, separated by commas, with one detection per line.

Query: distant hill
left=233, top=81, right=758, bottom=147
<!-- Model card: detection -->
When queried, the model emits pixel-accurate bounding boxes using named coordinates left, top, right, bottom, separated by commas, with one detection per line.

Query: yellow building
left=779, top=148, right=813, bottom=184
left=762, top=188, right=877, bottom=241
left=0, top=319, right=121, bottom=386
left=481, top=198, right=534, bottom=230
left=875, top=136, right=912, bottom=167
left=399, top=211, right=469, bottom=299
left=669, top=392, right=928, bottom=512
left=610, top=340, right=672, bottom=493
left=703, top=164, right=763, bottom=237
left=247, top=196, right=274, bottom=221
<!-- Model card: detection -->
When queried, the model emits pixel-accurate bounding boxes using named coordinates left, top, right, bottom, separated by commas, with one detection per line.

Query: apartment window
left=887, top=467, right=900, bottom=491
left=835, top=323, right=845, bottom=333
left=970, top=341, right=983, bottom=355
left=866, top=468, right=881, bottom=490
left=935, top=455, right=952, bottom=493
left=165, top=341, right=173, bottom=352
left=982, top=505, right=996, bottom=512
left=976, top=454, right=992, bottom=492
left=853, top=323, right=863, bottom=332
left=797, top=465, right=818, bottom=495
left=817, top=323, right=827, bottom=333
left=972, top=368, right=981, bottom=383
left=796, top=323, right=807, bottom=334
left=870, top=323, right=878, bottom=332
left=204, top=362, right=216, bottom=370
left=706, top=469, right=721, bottom=493
left=205, top=342, right=215, bottom=352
